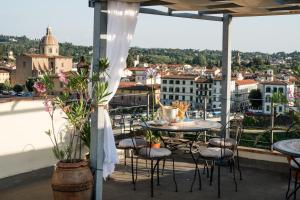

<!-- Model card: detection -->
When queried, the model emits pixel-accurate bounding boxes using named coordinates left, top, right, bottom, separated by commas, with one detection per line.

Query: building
left=127, top=67, right=161, bottom=85
left=160, top=74, right=198, bottom=108
left=210, top=77, right=236, bottom=111
left=15, top=27, right=72, bottom=85
left=259, top=80, right=295, bottom=114
left=110, top=81, right=160, bottom=108
left=160, top=74, right=237, bottom=111
left=0, top=68, right=10, bottom=83
left=233, top=79, right=258, bottom=111
left=195, top=78, right=213, bottom=109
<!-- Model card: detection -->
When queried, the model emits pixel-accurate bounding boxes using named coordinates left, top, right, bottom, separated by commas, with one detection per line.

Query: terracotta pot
left=151, top=143, right=161, bottom=149
left=51, top=160, right=93, bottom=200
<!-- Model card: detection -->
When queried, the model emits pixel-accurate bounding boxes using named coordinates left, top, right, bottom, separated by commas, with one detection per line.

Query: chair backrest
left=218, top=115, right=243, bottom=157
left=230, top=114, right=244, bottom=146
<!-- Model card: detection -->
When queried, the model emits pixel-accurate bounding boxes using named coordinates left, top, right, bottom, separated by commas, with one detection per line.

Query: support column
left=90, top=1, right=107, bottom=200
left=221, top=14, right=232, bottom=138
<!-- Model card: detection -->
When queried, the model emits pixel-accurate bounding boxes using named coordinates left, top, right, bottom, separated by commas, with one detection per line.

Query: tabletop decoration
left=172, top=101, right=190, bottom=120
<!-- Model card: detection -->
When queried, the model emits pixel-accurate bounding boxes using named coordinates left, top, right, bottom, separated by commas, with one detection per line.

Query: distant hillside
left=0, top=35, right=299, bottom=71
left=0, top=35, right=92, bottom=62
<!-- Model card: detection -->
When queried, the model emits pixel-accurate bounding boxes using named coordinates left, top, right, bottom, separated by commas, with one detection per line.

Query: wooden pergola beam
left=139, top=7, right=224, bottom=22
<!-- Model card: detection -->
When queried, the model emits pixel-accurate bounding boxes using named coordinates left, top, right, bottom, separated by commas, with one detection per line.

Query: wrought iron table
left=273, top=139, right=300, bottom=200
left=142, top=119, right=222, bottom=191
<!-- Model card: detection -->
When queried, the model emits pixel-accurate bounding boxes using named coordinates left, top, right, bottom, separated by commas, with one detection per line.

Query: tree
left=248, top=89, right=262, bottom=109
left=0, top=83, right=5, bottom=93
left=25, top=78, right=37, bottom=92
left=13, top=84, right=24, bottom=93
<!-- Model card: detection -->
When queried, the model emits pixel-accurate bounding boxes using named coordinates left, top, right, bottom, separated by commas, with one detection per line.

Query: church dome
left=40, top=26, right=59, bottom=56
left=41, top=26, right=58, bottom=46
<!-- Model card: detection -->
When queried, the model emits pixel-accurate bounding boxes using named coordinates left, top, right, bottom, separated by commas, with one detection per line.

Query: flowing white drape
left=102, top=1, right=140, bottom=178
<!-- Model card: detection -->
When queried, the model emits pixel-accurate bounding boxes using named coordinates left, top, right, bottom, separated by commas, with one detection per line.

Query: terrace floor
left=0, top=157, right=289, bottom=200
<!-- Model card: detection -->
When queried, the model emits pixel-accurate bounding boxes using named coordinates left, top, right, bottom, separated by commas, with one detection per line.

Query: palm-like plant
left=34, top=58, right=110, bottom=162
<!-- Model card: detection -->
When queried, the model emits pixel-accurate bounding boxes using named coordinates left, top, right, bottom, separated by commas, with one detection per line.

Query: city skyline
left=1, top=0, right=300, bottom=53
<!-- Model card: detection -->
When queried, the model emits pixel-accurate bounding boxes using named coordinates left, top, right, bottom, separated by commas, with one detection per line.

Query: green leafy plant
left=34, top=58, right=110, bottom=162
left=13, top=84, right=24, bottom=93
left=25, top=78, right=37, bottom=92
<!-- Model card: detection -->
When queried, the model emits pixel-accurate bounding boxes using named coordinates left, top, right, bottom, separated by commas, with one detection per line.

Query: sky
left=1, top=0, right=300, bottom=53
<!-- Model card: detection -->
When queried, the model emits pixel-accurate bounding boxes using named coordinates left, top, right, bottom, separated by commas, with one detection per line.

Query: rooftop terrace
left=0, top=156, right=289, bottom=200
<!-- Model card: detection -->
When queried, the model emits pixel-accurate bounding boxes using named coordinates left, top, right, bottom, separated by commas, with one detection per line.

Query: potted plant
left=145, top=130, right=161, bottom=148
left=34, top=58, right=110, bottom=200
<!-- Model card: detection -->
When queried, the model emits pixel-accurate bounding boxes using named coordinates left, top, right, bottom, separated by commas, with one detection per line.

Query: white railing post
left=221, top=14, right=232, bottom=138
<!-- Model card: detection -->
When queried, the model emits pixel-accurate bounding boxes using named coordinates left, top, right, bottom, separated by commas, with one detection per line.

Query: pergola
left=88, top=0, right=300, bottom=199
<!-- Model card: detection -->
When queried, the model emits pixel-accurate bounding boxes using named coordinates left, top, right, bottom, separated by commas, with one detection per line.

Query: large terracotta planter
left=51, top=160, right=93, bottom=200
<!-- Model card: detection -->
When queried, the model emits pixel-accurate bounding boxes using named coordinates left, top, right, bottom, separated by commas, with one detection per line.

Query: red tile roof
left=235, top=79, right=257, bottom=86
left=161, top=74, right=198, bottom=80
left=118, top=81, right=137, bottom=88
left=260, top=80, right=289, bottom=85
left=22, top=53, right=71, bottom=59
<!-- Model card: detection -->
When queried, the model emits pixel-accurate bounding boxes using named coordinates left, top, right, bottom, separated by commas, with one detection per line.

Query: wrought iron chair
left=116, top=111, right=147, bottom=190
left=208, top=114, right=244, bottom=180
left=138, top=118, right=178, bottom=197
left=192, top=120, right=241, bottom=198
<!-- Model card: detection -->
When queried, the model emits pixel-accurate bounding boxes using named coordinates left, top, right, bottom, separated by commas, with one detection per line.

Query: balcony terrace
left=0, top=96, right=298, bottom=199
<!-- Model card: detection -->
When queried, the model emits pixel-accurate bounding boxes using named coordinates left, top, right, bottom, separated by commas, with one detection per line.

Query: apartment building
left=160, top=74, right=198, bottom=108
left=160, top=74, right=236, bottom=111
left=195, top=78, right=213, bottom=109
left=233, top=79, right=258, bottom=111
left=259, top=80, right=295, bottom=114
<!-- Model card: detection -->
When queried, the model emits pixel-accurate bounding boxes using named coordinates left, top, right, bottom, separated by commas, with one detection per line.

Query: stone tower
left=40, top=26, right=59, bottom=56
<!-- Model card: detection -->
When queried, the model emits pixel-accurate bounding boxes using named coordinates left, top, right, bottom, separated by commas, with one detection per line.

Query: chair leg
left=157, top=159, right=160, bottom=186
left=232, top=159, right=238, bottom=192
left=210, top=162, right=214, bottom=186
left=162, top=158, right=166, bottom=175
left=218, top=164, right=221, bottom=198
left=172, top=157, right=178, bottom=192
left=236, top=148, right=242, bottom=180
left=124, top=149, right=127, bottom=166
left=197, top=164, right=202, bottom=191
left=151, top=159, right=154, bottom=197
left=130, top=151, right=135, bottom=187
left=286, top=168, right=292, bottom=199
left=134, top=156, right=138, bottom=191
left=206, top=161, right=210, bottom=178
left=190, top=164, right=198, bottom=192
left=294, top=171, right=298, bottom=200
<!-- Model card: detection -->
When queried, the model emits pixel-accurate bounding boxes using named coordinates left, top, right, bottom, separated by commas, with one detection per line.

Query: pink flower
left=43, top=99, right=53, bottom=112
left=58, top=71, right=68, bottom=84
left=33, top=82, right=46, bottom=93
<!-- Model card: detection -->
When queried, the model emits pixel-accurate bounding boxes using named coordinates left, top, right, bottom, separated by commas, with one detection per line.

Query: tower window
left=49, top=48, right=52, bottom=53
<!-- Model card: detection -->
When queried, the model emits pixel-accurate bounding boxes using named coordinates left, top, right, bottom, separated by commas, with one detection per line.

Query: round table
left=273, top=139, right=300, bottom=158
left=141, top=119, right=222, bottom=133
left=273, top=139, right=300, bottom=199
left=142, top=119, right=222, bottom=192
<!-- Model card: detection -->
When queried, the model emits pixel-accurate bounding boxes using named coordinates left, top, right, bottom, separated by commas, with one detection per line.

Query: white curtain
left=102, top=1, right=140, bottom=178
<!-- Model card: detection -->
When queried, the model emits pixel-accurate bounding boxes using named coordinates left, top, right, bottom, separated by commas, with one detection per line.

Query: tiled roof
left=161, top=74, right=198, bottom=80
left=118, top=81, right=137, bottom=88
left=22, top=53, right=71, bottom=59
left=236, top=79, right=257, bottom=86
left=260, top=80, right=289, bottom=85
left=0, top=69, right=10, bottom=73
left=118, top=82, right=160, bottom=90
